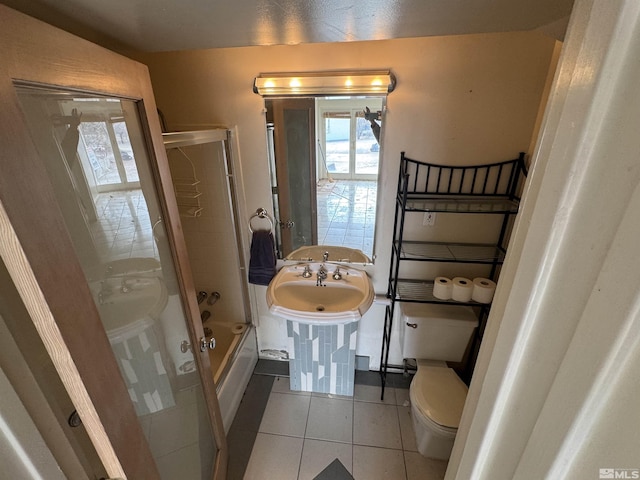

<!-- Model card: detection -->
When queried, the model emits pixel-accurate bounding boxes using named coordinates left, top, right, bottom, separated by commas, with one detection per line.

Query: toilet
left=400, top=303, right=478, bottom=460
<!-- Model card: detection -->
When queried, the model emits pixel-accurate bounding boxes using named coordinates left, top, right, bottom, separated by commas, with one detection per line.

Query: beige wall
left=137, top=32, right=558, bottom=366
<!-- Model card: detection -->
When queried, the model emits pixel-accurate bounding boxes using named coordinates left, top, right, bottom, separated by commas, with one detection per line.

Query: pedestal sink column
left=286, top=320, right=358, bottom=396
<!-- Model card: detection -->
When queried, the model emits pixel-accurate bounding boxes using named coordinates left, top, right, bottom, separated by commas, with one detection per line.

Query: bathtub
left=204, top=319, right=257, bottom=433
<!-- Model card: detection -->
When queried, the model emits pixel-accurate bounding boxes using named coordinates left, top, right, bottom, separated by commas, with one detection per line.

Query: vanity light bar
left=253, top=70, right=396, bottom=96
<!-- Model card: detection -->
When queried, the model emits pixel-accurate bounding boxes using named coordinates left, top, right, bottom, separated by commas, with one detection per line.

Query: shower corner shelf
left=380, top=151, right=527, bottom=399
left=164, top=146, right=203, bottom=218
left=178, top=205, right=203, bottom=218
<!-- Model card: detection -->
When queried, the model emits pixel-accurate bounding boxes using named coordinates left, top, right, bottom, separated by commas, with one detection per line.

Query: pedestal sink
left=266, top=262, right=374, bottom=324
left=266, top=261, right=374, bottom=396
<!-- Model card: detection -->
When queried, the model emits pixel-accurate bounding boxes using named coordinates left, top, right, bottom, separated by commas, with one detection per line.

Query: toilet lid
left=411, top=367, right=468, bottom=429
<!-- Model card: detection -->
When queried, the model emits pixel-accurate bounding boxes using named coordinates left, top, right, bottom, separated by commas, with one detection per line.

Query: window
left=318, top=98, right=382, bottom=181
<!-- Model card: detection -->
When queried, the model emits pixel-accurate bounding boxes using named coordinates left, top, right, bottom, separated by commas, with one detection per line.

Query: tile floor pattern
left=89, top=190, right=158, bottom=263
left=239, top=375, right=448, bottom=480
left=316, top=179, right=377, bottom=258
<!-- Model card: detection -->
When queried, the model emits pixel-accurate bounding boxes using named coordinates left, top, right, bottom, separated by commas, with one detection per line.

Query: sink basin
left=285, top=245, right=371, bottom=264
left=266, top=263, right=374, bottom=324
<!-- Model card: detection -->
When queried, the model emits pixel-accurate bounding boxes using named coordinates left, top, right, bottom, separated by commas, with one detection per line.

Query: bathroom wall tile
left=288, top=321, right=357, bottom=396
left=243, top=433, right=303, bottom=480
left=404, top=451, right=448, bottom=480
left=299, top=439, right=353, bottom=480
left=353, top=401, right=402, bottom=449
left=306, top=396, right=353, bottom=443
left=258, top=391, right=310, bottom=437
left=397, top=405, right=418, bottom=452
left=352, top=445, right=406, bottom=480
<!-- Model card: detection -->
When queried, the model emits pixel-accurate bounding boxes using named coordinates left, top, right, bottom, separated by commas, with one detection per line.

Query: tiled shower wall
left=167, top=141, right=245, bottom=323
left=286, top=320, right=358, bottom=396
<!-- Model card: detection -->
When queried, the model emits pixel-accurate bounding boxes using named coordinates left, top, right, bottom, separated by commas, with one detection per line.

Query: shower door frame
left=0, top=5, right=227, bottom=479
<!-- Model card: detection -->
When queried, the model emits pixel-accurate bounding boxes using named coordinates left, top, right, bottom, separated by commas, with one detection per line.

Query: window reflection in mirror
left=265, top=96, right=384, bottom=262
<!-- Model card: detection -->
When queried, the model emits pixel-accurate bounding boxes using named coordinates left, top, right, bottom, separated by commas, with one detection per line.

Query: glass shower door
left=13, top=84, right=219, bottom=480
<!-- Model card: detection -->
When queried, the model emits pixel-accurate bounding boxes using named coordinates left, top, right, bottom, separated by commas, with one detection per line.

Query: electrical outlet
left=423, top=212, right=436, bottom=226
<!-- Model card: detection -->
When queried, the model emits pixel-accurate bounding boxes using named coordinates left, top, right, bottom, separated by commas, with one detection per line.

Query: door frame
left=269, top=97, right=317, bottom=256
left=0, top=5, right=226, bottom=479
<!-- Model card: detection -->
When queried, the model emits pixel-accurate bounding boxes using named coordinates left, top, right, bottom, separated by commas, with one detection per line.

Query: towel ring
left=249, top=208, right=273, bottom=233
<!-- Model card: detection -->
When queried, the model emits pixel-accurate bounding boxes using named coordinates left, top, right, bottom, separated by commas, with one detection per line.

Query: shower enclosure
left=163, top=128, right=258, bottom=431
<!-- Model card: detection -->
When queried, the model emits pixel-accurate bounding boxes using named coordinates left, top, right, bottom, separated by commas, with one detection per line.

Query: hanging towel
left=249, top=230, right=277, bottom=286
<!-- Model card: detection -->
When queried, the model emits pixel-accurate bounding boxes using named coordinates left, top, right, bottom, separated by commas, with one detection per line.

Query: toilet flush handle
left=406, top=322, right=418, bottom=329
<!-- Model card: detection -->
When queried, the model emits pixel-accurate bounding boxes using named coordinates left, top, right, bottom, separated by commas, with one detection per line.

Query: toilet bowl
left=409, top=360, right=468, bottom=459
left=400, top=303, right=478, bottom=460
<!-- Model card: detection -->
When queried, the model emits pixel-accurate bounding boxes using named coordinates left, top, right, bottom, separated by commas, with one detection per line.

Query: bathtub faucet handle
left=200, top=336, right=216, bottom=352
left=207, top=291, right=221, bottom=305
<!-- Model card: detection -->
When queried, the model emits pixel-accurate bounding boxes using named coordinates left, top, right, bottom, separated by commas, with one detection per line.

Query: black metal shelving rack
left=379, top=151, right=527, bottom=399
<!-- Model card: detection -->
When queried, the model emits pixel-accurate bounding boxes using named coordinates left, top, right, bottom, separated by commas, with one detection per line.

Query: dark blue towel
left=248, top=230, right=277, bottom=286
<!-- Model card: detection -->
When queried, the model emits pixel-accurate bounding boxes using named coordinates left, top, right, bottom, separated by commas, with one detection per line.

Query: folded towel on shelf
left=248, top=230, right=277, bottom=286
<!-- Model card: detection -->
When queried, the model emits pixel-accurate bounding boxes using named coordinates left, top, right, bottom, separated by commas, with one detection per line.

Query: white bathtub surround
left=287, top=320, right=359, bottom=396
left=205, top=321, right=248, bottom=384
left=216, top=325, right=258, bottom=433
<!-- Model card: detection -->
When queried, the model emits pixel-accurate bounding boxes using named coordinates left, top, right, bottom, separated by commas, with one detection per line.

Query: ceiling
left=2, top=0, right=574, bottom=53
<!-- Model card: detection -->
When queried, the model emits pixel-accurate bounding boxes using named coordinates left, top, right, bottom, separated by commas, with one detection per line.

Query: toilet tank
left=400, top=303, right=478, bottom=362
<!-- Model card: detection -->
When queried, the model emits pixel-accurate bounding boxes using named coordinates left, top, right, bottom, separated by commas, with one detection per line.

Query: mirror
left=265, top=96, right=385, bottom=263
left=285, top=245, right=371, bottom=264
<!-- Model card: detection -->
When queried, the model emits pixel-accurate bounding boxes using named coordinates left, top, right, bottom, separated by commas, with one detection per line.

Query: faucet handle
left=302, top=265, right=313, bottom=278
left=323, top=251, right=329, bottom=261
left=332, top=267, right=342, bottom=281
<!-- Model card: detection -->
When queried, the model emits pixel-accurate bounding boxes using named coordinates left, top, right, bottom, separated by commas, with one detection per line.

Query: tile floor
left=316, top=179, right=377, bottom=258
left=231, top=367, right=448, bottom=480
left=89, top=190, right=158, bottom=263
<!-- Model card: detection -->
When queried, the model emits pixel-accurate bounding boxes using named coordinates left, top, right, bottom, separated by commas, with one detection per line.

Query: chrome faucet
left=316, top=265, right=327, bottom=286
left=332, top=266, right=342, bottom=281
left=323, top=251, right=329, bottom=262
left=302, top=264, right=313, bottom=278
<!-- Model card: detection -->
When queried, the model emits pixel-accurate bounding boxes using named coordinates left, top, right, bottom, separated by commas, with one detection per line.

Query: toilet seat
left=410, top=366, right=468, bottom=429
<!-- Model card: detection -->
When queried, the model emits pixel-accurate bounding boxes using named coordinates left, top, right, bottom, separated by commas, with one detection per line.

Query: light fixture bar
left=253, top=70, right=396, bottom=96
